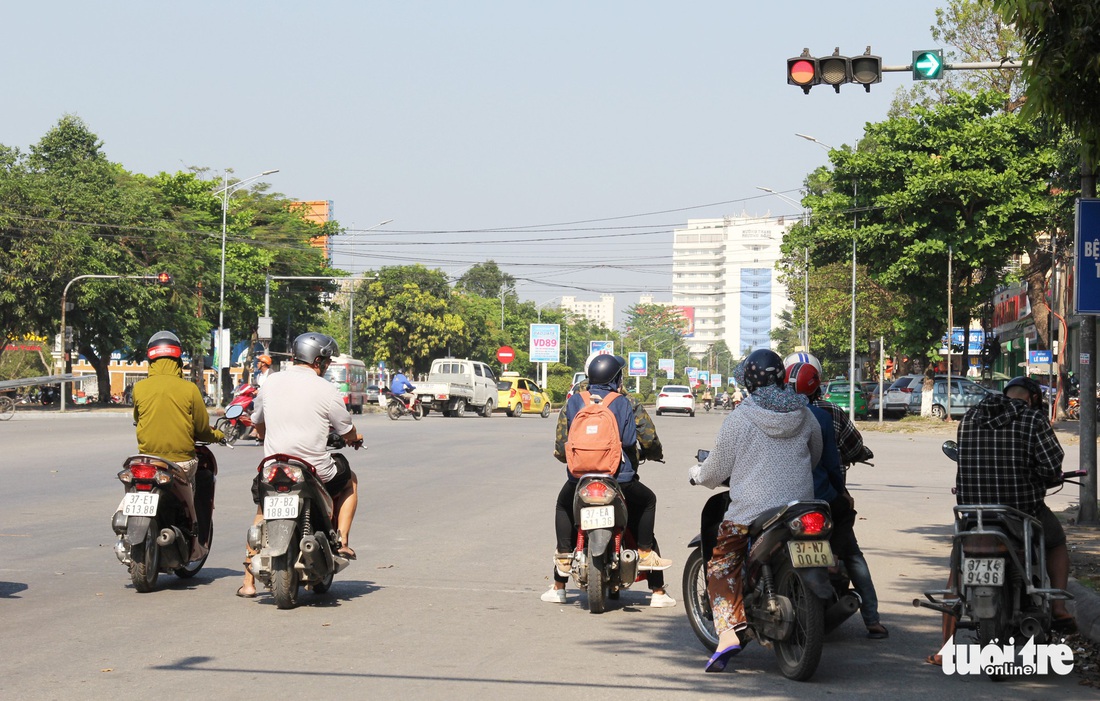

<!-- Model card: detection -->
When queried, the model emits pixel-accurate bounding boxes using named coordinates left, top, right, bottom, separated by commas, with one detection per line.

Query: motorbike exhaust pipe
left=111, top=510, right=128, bottom=535
left=619, top=548, right=639, bottom=586
left=298, top=534, right=330, bottom=574
left=114, top=538, right=131, bottom=564
left=157, top=528, right=177, bottom=546
left=1020, top=617, right=1043, bottom=640
left=824, top=593, right=860, bottom=631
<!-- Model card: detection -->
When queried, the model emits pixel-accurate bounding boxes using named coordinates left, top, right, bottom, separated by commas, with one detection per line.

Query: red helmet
left=785, top=361, right=820, bottom=397
left=147, top=330, right=182, bottom=360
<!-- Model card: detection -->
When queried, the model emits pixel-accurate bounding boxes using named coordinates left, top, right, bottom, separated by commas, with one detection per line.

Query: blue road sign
left=1075, top=199, right=1100, bottom=314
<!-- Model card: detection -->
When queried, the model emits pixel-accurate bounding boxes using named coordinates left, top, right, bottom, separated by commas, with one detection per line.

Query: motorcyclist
left=701, top=385, right=713, bottom=408
left=786, top=361, right=888, bottom=640
left=132, top=331, right=224, bottom=553
left=783, top=352, right=871, bottom=466
left=254, top=354, right=273, bottom=387
left=688, top=349, right=820, bottom=672
left=237, top=332, right=363, bottom=599
left=544, top=353, right=674, bottom=607
left=390, top=369, right=417, bottom=410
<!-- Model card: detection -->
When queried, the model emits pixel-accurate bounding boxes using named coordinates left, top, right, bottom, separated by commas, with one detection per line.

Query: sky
left=6, top=2, right=945, bottom=328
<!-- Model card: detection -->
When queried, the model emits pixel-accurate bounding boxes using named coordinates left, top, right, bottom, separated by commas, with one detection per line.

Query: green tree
left=455, top=260, right=516, bottom=299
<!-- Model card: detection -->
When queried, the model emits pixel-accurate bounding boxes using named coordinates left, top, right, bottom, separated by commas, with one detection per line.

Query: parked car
left=495, top=372, right=552, bottom=417
left=655, top=384, right=695, bottom=417
left=883, top=374, right=923, bottom=417
left=866, top=384, right=882, bottom=415
left=907, top=377, right=993, bottom=419
left=365, top=384, right=380, bottom=404
left=821, top=380, right=870, bottom=419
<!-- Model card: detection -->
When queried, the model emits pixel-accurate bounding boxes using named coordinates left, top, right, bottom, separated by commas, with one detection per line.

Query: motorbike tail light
left=262, top=464, right=304, bottom=483
left=789, top=512, right=828, bottom=535
left=154, top=471, right=173, bottom=485
left=961, top=533, right=1009, bottom=555
left=117, top=469, right=133, bottom=484
left=579, top=481, right=615, bottom=505
left=131, top=464, right=157, bottom=481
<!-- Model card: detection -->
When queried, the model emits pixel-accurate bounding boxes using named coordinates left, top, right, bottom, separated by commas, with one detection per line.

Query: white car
left=656, top=385, right=695, bottom=417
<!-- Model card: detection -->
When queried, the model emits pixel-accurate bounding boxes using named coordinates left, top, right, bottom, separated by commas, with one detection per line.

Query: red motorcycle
left=215, top=385, right=257, bottom=445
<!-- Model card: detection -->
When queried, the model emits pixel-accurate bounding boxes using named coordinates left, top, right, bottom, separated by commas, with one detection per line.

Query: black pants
left=553, top=478, right=664, bottom=588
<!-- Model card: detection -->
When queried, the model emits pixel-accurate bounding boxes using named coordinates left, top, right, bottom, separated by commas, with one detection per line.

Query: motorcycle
left=215, top=384, right=258, bottom=444
left=381, top=387, right=424, bottom=421
left=703, top=398, right=713, bottom=412
left=110, top=437, right=221, bottom=592
left=683, top=450, right=853, bottom=681
left=915, top=440, right=1082, bottom=660
left=246, top=432, right=358, bottom=609
left=562, top=472, right=650, bottom=614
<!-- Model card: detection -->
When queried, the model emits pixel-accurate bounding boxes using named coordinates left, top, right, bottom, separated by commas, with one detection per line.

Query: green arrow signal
left=912, top=49, right=944, bottom=80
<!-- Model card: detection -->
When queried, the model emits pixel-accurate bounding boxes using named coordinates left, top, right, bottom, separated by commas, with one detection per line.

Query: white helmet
left=783, top=352, right=822, bottom=375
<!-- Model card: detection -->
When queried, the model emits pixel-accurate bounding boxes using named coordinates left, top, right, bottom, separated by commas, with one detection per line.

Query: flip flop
left=236, top=586, right=257, bottom=599
left=705, top=644, right=741, bottom=673
left=867, top=624, right=889, bottom=639
left=337, top=546, right=357, bottom=560
left=925, top=654, right=942, bottom=667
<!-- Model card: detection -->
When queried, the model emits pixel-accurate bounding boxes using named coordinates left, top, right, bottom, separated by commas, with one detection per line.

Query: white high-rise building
left=561, top=294, right=615, bottom=330
left=671, top=214, right=794, bottom=357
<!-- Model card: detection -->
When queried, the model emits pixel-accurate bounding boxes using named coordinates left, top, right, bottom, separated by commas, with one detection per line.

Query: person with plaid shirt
left=955, top=375, right=1072, bottom=626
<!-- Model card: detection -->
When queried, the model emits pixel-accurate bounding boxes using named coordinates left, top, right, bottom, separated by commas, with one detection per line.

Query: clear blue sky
left=6, top=1, right=942, bottom=325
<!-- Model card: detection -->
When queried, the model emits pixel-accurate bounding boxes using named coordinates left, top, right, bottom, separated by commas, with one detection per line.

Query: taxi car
left=496, top=372, right=552, bottom=417
left=821, top=380, right=870, bottom=419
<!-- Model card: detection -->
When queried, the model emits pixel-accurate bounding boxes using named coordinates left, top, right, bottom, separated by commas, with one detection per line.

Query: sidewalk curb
left=1069, top=578, right=1100, bottom=643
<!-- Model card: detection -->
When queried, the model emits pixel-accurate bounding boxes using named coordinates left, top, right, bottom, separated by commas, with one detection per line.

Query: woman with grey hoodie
left=688, top=349, right=822, bottom=672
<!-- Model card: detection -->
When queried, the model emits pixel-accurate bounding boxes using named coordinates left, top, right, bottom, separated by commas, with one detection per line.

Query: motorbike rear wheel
left=130, top=524, right=160, bottom=593
left=387, top=403, right=402, bottom=421
left=773, top=565, right=825, bottom=681
left=272, top=536, right=301, bottom=609
left=682, top=548, right=719, bottom=651
left=587, top=556, right=607, bottom=614
left=312, top=570, right=335, bottom=595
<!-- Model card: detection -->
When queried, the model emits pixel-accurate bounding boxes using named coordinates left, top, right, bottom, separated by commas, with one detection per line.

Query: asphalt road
left=0, top=407, right=1085, bottom=699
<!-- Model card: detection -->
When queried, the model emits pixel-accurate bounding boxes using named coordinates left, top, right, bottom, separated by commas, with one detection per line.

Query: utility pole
left=1080, top=160, right=1098, bottom=524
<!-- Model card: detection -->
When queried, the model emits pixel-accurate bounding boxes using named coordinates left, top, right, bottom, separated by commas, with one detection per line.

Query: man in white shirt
left=237, top=332, right=363, bottom=598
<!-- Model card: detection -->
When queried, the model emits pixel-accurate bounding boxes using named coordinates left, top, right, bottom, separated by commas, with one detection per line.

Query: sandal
left=867, top=624, right=889, bottom=639
left=337, top=546, right=357, bottom=560
left=925, top=654, right=942, bottom=667
left=236, top=585, right=257, bottom=599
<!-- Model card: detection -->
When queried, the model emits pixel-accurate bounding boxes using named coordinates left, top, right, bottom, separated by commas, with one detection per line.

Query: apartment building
left=560, top=294, right=615, bottom=330
left=671, top=214, right=793, bottom=357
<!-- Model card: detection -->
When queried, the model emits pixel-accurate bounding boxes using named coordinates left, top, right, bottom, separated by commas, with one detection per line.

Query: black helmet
left=588, top=353, right=625, bottom=386
left=1004, top=376, right=1043, bottom=408
left=291, top=332, right=339, bottom=366
left=742, top=349, right=786, bottom=393
left=147, top=330, right=182, bottom=361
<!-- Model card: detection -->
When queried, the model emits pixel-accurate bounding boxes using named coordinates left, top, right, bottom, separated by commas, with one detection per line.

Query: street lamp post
left=214, top=169, right=278, bottom=406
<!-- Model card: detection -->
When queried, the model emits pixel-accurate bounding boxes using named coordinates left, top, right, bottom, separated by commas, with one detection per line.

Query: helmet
left=257, top=354, right=272, bottom=367
left=291, top=332, right=339, bottom=366
left=783, top=351, right=822, bottom=375
left=785, top=362, right=821, bottom=397
left=742, top=349, right=786, bottom=393
left=587, top=353, right=625, bottom=385
left=147, top=330, right=182, bottom=361
left=1004, top=376, right=1043, bottom=408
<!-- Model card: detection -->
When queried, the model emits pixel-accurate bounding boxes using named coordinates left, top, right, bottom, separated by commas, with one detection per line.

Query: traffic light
left=787, top=49, right=819, bottom=94
left=788, top=47, right=881, bottom=94
left=156, top=271, right=172, bottom=285
left=912, top=49, right=944, bottom=80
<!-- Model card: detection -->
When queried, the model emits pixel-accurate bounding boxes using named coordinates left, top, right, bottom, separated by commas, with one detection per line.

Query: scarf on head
left=733, top=358, right=807, bottom=413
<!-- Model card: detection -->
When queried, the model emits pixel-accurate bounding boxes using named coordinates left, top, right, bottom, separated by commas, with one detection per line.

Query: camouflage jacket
left=553, top=382, right=664, bottom=464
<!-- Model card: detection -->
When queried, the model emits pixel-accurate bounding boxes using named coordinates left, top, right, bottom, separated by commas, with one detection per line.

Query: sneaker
left=554, top=552, right=573, bottom=578
left=637, top=550, right=672, bottom=571
left=541, top=587, right=567, bottom=603
left=650, top=592, right=677, bottom=608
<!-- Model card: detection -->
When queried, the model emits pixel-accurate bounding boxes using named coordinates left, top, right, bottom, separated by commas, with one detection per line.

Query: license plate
left=580, top=506, right=615, bottom=530
left=788, top=540, right=835, bottom=568
left=122, top=492, right=159, bottom=517
left=963, top=558, right=1005, bottom=586
left=263, top=495, right=299, bottom=520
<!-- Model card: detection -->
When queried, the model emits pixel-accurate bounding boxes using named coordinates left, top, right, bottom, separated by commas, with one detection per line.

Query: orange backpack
left=565, top=391, right=623, bottom=477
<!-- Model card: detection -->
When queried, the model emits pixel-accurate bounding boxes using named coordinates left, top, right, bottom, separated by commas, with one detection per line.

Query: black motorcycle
left=915, top=441, right=1082, bottom=659
left=684, top=450, right=854, bottom=681
left=246, top=433, right=357, bottom=609
left=381, top=386, right=424, bottom=420
left=111, top=442, right=219, bottom=592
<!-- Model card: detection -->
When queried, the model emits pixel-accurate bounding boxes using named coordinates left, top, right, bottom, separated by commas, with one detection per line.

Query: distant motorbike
left=246, top=432, right=358, bottom=609
left=381, top=387, right=424, bottom=421
left=684, top=450, right=853, bottom=681
left=915, top=440, right=1082, bottom=670
left=110, top=440, right=220, bottom=592
left=703, top=398, right=713, bottom=412
left=215, top=385, right=258, bottom=444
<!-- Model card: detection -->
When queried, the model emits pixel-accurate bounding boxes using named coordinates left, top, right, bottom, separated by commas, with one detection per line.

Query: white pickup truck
left=415, top=358, right=498, bottom=417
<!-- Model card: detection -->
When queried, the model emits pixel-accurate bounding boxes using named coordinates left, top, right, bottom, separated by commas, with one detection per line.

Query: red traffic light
left=787, top=56, right=818, bottom=94
left=156, top=272, right=172, bottom=285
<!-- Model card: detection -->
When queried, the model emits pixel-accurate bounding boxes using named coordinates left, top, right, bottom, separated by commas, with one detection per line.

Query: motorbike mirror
left=225, top=405, right=244, bottom=419
left=696, top=449, right=710, bottom=463
left=941, top=440, right=958, bottom=463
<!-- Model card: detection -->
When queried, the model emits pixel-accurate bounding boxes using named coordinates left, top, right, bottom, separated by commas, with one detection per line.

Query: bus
left=323, top=355, right=368, bottom=414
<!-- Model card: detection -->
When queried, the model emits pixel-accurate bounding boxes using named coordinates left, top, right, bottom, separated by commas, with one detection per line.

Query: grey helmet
left=147, top=330, right=182, bottom=361
left=291, top=332, right=339, bottom=366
